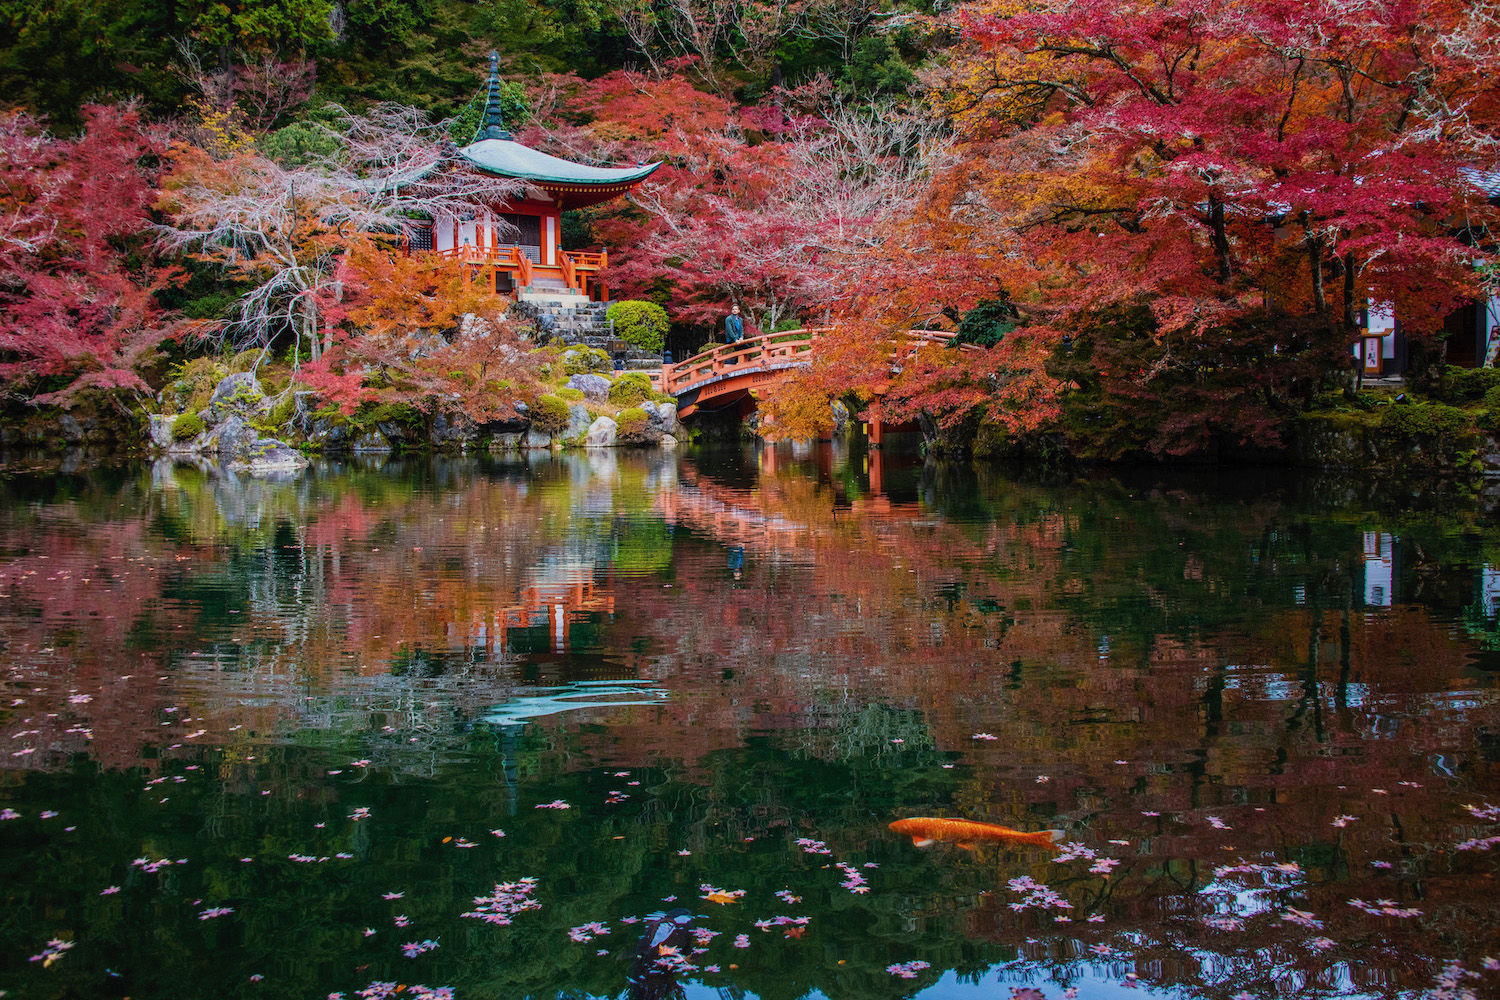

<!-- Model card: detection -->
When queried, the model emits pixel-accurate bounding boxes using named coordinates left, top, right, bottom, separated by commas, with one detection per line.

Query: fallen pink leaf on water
left=887, top=960, right=931, bottom=978
left=1282, top=908, right=1323, bottom=929
left=30, top=938, right=74, bottom=967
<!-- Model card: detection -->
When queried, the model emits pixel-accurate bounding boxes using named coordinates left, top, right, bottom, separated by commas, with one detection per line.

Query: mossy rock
left=531, top=394, right=571, bottom=436
left=555, top=387, right=585, bottom=402
left=615, top=406, right=650, bottom=443
left=171, top=410, right=204, bottom=441
left=608, top=372, right=655, bottom=406
left=561, top=347, right=611, bottom=376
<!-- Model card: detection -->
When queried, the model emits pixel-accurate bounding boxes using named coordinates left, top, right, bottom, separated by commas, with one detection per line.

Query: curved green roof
left=458, top=138, right=661, bottom=187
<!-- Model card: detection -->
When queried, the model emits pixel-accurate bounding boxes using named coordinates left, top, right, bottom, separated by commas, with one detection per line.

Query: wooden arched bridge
left=647, top=328, right=959, bottom=434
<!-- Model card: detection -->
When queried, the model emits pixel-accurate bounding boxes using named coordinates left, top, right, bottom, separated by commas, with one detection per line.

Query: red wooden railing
left=652, top=328, right=964, bottom=397
left=436, top=246, right=608, bottom=297
left=656, top=329, right=827, bottom=396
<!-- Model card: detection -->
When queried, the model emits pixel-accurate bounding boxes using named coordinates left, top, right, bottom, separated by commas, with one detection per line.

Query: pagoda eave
left=540, top=181, right=651, bottom=211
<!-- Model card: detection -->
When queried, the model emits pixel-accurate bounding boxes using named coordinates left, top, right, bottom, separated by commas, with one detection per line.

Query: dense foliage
left=1, top=0, right=1496, bottom=457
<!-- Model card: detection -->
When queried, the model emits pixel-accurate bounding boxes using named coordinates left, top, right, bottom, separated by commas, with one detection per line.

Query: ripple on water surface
left=0, top=447, right=1497, bottom=1000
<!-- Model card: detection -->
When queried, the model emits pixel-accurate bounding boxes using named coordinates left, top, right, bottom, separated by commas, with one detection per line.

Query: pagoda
left=422, top=53, right=661, bottom=302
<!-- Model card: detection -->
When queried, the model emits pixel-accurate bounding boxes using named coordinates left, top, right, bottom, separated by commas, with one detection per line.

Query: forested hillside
left=3, top=0, right=1498, bottom=459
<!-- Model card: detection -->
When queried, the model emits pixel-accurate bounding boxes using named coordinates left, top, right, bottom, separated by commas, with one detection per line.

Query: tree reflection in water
left=0, top=448, right=1497, bottom=1000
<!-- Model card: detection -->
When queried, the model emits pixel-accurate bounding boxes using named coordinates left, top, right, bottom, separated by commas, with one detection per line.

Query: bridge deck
left=647, top=328, right=958, bottom=418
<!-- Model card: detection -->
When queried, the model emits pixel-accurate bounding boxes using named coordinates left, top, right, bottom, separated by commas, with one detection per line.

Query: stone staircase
left=519, top=296, right=662, bottom=371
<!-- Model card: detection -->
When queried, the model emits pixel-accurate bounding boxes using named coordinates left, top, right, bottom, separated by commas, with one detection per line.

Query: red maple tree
left=0, top=104, right=176, bottom=407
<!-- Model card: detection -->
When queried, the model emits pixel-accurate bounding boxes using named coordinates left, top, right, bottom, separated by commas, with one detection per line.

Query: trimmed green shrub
left=555, top=387, right=585, bottom=402
left=607, top=300, right=669, bottom=354
left=615, top=406, right=650, bottom=443
left=608, top=371, right=655, bottom=406
left=531, top=394, right=570, bottom=436
left=171, top=410, right=204, bottom=441
left=1439, top=366, right=1500, bottom=404
left=1377, top=402, right=1471, bottom=439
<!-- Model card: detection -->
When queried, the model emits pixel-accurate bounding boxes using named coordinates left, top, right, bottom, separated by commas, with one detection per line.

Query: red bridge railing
left=649, top=328, right=962, bottom=398
left=652, top=329, right=827, bottom=397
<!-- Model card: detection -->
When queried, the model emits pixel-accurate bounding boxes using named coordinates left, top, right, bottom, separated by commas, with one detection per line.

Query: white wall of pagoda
left=431, top=197, right=561, bottom=267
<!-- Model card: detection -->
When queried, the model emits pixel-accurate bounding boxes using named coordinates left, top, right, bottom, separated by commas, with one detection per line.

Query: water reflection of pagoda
left=491, top=556, right=613, bottom=657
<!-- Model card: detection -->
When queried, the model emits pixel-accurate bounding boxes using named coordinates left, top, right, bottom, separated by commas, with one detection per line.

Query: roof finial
left=477, top=50, right=512, bottom=142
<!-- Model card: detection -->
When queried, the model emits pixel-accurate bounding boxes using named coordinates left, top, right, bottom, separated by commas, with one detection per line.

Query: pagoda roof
left=457, top=137, right=661, bottom=188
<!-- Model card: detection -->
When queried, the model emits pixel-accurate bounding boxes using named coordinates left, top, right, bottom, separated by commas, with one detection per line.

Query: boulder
left=148, top=415, right=177, bottom=450
left=525, top=428, right=553, bottom=449
left=209, top=414, right=256, bottom=459
left=566, top=373, right=612, bottom=402
left=585, top=416, right=618, bottom=448
left=58, top=414, right=84, bottom=443
left=233, top=440, right=310, bottom=476
left=204, top=372, right=268, bottom=423
left=430, top=411, right=479, bottom=449
left=640, top=400, right=665, bottom=431
left=306, top=417, right=350, bottom=452
left=353, top=430, right=392, bottom=453
left=489, top=432, right=524, bottom=452
left=660, top=434, right=678, bottom=449
left=657, top=402, right=681, bottom=437
left=563, top=403, right=593, bottom=443
left=377, top=421, right=412, bottom=445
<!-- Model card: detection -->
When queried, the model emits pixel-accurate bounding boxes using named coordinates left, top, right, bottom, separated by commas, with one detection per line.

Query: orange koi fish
left=889, top=817, right=1065, bottom=851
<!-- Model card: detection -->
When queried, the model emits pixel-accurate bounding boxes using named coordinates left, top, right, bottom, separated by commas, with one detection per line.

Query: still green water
left=1, top=445, right=1498, bottom=1000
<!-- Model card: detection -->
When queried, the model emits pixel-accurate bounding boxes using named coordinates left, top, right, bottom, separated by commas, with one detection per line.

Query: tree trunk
left=303, top=294, right=321, bottom=362
left=1208, top=193, right=1231, bottom=283
left=1307, top=232, right=1327, bottom=315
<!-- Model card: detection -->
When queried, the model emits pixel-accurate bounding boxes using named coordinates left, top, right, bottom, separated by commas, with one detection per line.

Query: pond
left=1, top=445, right=1498, bottom=1000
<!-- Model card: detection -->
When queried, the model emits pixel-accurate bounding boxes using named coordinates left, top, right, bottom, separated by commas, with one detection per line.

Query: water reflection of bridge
left=657, top=448, right=972, bottom=562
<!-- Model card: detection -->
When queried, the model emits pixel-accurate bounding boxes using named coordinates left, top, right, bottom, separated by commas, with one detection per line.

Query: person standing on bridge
left=724, top=304, right=744, bottom=344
